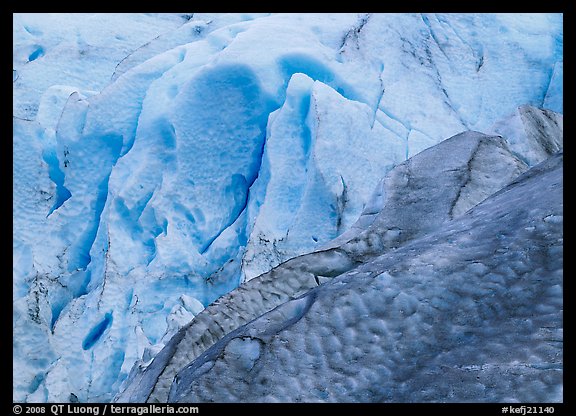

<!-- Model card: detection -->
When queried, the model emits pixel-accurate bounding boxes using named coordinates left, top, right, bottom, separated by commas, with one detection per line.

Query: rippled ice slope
left=13, top=13, right=562, bottom=402
left=116, top=126, right=562, bottom=403
left=171, top=152, right=563, bottom=402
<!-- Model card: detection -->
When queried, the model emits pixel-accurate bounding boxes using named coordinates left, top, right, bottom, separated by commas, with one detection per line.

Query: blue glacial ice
left=13, top=13, right=562, bottom=402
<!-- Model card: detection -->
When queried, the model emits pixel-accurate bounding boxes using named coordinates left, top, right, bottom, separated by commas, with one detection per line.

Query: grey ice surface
left=170, top=151, right=563, bottom=403
left=115, top=127, right=561, bottom=403
left=491, top=105, right=563, bottom=167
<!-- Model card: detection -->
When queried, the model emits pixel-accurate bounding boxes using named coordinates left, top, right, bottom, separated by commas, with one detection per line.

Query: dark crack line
left=420, top=14, right=471, bottom=130
left=336, top=175, right=348, bottom=234
left=420, top=14, right=451, bottom=63
left=338, top=13, right=372, bottom=53
left=447, top=139, right=483, bottom=220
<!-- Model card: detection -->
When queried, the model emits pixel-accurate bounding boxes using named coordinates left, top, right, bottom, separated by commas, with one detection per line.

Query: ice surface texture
left=116, top=127, right=562, bottom=403
left=13, top=13, right=562, bottom=402
left=115, top=130, right=529, bottom=402
left=168, top=150, right=563, bottom=403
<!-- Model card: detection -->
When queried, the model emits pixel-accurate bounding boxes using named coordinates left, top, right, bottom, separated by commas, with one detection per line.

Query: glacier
left=170, top=150, right=563, bottom=402
left=13, top=13, right=562, bottom=403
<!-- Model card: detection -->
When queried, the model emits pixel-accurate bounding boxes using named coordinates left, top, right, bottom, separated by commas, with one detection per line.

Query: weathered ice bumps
left=115, top=130, right=542, bottom=402
left=170, top=151, right=562, bottom=403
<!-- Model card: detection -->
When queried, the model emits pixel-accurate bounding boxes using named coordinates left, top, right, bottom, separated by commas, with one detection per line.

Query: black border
left=8, top=3, right=571, bottom=414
